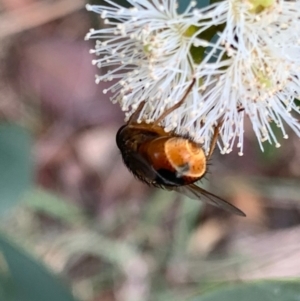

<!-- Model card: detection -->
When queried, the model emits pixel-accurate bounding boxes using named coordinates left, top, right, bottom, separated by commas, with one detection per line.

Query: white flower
left=85, top=0, right=228, bottom=143
left=193, top=0, right=300, bottom=155
left=85, top=0, right=201, bottom=120
left=86, top=0, right=300, bottom=155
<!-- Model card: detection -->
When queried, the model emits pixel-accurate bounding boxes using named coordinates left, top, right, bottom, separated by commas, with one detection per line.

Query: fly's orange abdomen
left=138, top=136, right=206, bottom=185
left=139, top=137, right=173, bottom=171
left=165, top=138, right=206, bottom=178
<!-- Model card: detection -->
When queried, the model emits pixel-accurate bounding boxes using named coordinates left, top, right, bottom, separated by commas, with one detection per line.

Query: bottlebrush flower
left=86, top=0, right=300, bottom=155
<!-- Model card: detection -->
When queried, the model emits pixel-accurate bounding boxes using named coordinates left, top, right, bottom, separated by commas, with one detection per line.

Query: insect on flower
left=116, top=79, right=246, bottom=216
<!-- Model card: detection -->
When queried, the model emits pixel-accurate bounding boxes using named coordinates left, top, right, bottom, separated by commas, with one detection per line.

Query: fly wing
left=129, top=153, right=176, bottom=186
left=130, top=153, right=156, bottom=179
left=129, top=153, right=245, bottom=216
left=174, top=184, right=246, bottom=217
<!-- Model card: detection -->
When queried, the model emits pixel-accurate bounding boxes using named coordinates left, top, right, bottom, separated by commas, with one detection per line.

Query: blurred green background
left=0, top=0, right=300, bottom=300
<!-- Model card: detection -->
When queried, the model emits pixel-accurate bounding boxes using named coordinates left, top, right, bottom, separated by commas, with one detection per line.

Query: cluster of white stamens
left=86, top=0, right=300, bottom=155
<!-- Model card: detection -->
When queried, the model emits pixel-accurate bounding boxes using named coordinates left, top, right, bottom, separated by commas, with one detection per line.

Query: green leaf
left=178, top=0, right=209, bottom=13
left=0, top=124, right=33, bottom=214
left=0, top=233, right=77, bottom=301
left=172, top=197, right=202, bottom=257
left=190, top=281, right=300, bottom=301
left=0, top=272, right=22, bottom=301
left=23, top=188, right=87, bottom=226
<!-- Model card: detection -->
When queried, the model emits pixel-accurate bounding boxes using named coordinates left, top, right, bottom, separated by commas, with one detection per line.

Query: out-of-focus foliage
left=0, top=0, right=299, bottom=301
left=191, top=281, right=300, bottom=301
left=0, top=234, right=77, bottom=301
left=23, top=188, right=88, bottom=226
left=0, top=124, right=32, bottom=214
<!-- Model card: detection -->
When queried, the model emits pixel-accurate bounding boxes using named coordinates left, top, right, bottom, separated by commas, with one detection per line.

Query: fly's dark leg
left=128, top=101, right=146, bottom=124
left=153, top=78, right=196, bottom=126
left=207, top=123, right=222, bottom=160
